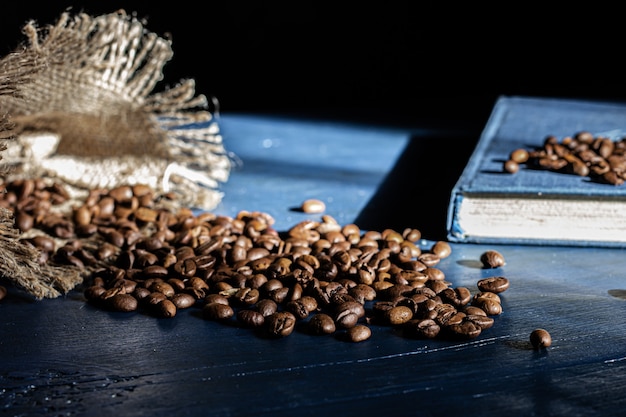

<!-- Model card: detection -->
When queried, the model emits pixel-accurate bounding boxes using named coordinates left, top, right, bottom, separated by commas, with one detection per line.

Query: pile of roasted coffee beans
left=0, top=178, right=512, bottom=343
left=503, top=131, right=626, bottom=185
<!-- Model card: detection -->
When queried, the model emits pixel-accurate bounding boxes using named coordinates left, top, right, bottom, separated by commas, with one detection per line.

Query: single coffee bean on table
left=480, top=250, right=506, bottom=268
left=530, top=328, right=552, bottom=349
left=300, top=198, right=326, bottom=214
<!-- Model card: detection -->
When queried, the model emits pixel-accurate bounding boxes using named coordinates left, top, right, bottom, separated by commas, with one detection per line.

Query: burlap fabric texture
left=0, top=10, right=232, bottom=298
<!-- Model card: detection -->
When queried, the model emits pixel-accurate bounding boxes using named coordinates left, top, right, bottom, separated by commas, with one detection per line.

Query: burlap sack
left=0, top=9, right=231, bottom=210
left=0, top=10, right=232, bottom=298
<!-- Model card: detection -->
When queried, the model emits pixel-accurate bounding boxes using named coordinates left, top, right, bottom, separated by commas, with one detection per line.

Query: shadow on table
left=354, top=131, right=478, bottom=242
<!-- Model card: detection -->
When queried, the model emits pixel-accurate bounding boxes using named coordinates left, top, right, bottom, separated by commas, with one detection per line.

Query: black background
left=3, top=2, right=626, bottom=129
left=3, top=2, right=625, bottom=238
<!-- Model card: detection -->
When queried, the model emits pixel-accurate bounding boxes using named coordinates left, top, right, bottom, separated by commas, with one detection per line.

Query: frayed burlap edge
left=0, top=116, right=81, bottom=299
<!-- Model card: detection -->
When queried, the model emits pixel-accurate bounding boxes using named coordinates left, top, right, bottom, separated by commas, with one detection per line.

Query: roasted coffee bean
left=268, top=286, right=290, bottom=304
left=237, top=309, right=265, bottom=328
left=427, top=279, right=450, bottom=294
left=132, top=287, right=151, bottom=301
left=463, top=305, right=487, bottom=316
left=371, top=300, right=395, bottom=319
left=466, top=314, right=494, bottom=330
left=334, top=311, right=359, bottom=329
left=503, top=159, right=519, bottom=173
left=473, top=297, right=502, bottom=316
left=334, top=301, right=365, bottom=319
left=382, top=284, right=413, bottom=300
left=424, top=267, right=445, bottom=281
left=108, top=293, right=138, bottom=312
left=403, top=318, right=440, bottom=339
left=188, top=277, right=210, bottom=292
left=385, top=305, right=413, bottom=326
left=0, top=285, right=6, bottom=301
left=167, top=278, right=186, bottom=292
left=233, top=288, right=260, bottom=306
left=203, top=302, right=234, bottom=321
left=256, top=299, right=278, bottom=317
left=15, top=212, right=34, bottom=232
left=349, top=284, right=376, bottom=304
left=473, top=291, right=501, bottom=304
left=266, top=311, right=296, bottom=337
left=510, top=148, right=529, bottom=163
left=154, top=299, right=177, bottom=318
left=477, top=276, right=510, bottom=293
left=173, top=258, right=197, bottom=278
left=396, top=296, right=420, bottom=314
left=418, top=253, right=440, bottom=267
left=171, top=293, right=196, bottom=309
left=346, top=324, right=371, bottom=342
left=308, top=313, right=336, bottom=335
left=149, top=281, right=176, bottom=297
left=28, top=235, right=56, bottom=253
left=84, top=285, right=106, bottom=301
left=204, top=293, right=230, bottom=306
left=142, top=265, right=169, bottom=279
left=285, top=299, right=311, bottom=320
left=446, top=318, right=482, bottom=339
left=144, top=292, right=168, bottom=306
left=434, top=303, right=458, bottom=326
left=298, top=295, right=318, bottom=313
left=330, top=292, right=356, bottom=305
left=430, top=241, right=452, bottom=259
left=301, top=199, right=326, bottom=214
left=530, top=328, right=552, bottom=349
left=480, top=250, right=506, bottom=268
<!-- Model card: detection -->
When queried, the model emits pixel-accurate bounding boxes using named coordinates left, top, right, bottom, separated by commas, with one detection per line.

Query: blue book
left=446, top=95, right=626, bottom=248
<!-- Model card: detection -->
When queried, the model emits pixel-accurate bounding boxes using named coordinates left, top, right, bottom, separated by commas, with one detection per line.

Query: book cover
left=446, top=95, right=626, bottom=248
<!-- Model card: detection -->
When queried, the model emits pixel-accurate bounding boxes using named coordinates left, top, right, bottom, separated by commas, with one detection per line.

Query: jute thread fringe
left=0, top=10, right=232, bottom=298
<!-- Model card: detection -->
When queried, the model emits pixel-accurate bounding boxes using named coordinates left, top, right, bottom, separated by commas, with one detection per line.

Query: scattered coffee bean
left=170, top=293, right=196, bottom=309
left=477, top=277, right=510, bottom=294
left=108, top=293, right=138, bottom=312
left=530, top=328, right=552, bottom=349
left=203, top=302, right=234, bottom=321
left=0, top=285, right=7, bottom=301
left=346, top=324, right=371, bottom=342
left=467, top=314, right=494, bottom=330
left=473, top=296, right=502, bottom=316
left=431, top=241, right=452, bottom=259
left=308, top=313, right=336, bottom=335
left=480, top=250, right=506, bottom=268
left=237, top=309, right=265, bottom=328
left=155, top=299, right=177, bottom=318
left=266, top=311, right=296, bottom=337
left=385, top=305, right=413, bottom=326
left=301, top=199, right=326, bottom=214
left=503, top=159, right=519, bottom=174
left=446, top=318, right=482, bottom=339
left=510, top=148, right=530, bottom=163
left=403, top=318, right=440, bottom=339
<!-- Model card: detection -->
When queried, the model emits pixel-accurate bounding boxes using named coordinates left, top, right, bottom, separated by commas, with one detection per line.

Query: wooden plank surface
left=2, top=114, right=626, bottom=416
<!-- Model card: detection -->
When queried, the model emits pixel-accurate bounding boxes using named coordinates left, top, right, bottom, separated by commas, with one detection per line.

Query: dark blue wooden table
left=2, top=114, right=626, bottom=417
